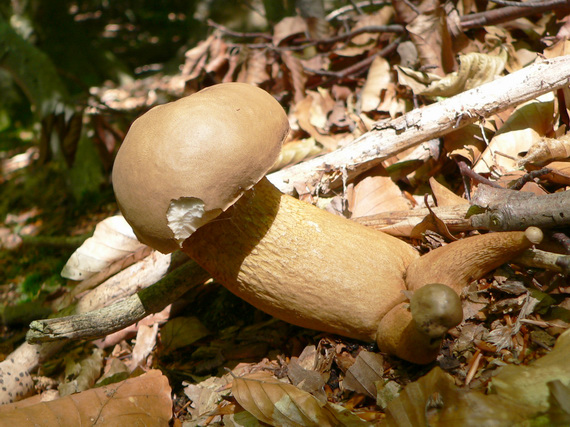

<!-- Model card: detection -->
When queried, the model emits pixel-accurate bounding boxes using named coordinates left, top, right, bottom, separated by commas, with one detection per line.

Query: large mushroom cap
left=112, top=82, right=289, bottom=253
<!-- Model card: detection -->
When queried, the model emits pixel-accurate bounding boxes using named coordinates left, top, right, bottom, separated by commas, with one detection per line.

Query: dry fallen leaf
left=490, top=327, right=570, bottom=411
left=342, top=350, right=384, bottom=398
left=61, top=215, right=146, bottom=281
left=349, top=166, right=409, bottom=218
left=0, top=369, right=172, bottom=426
left=518, top=133, right=570, bottom=167
left=420, top=52, right=506, bottom=97
left=360, top=56, right=391, bottom=113
left=59, top=348, right=104, bottom=397
left=474, top=95, right=555, bottom=174
left=383, top=366, right=534, bottom=426
left=232, top=371, right=339, bottom=426
left=429, top=177, right=468, bottom=207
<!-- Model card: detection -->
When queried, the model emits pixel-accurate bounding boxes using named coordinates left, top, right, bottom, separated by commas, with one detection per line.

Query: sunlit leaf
left=61, top=215, right=146, bottom=280
left=0, top=370, right=172, bottom=425
left=232, top=371, right=338, bottom=426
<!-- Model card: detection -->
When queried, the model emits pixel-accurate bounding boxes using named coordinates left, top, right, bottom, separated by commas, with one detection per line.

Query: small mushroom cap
left=112, top=83, right=289, bottom=253
left=410, top=283, right=463, bottom=339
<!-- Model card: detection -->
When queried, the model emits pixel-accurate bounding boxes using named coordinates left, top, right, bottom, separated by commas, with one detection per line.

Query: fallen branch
left=27, top=258, right=210, bottom=343
left=267, top=55, right=570, bottom=196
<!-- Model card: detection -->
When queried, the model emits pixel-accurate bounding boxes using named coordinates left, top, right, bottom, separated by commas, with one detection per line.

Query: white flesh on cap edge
left=166, top=197, right=222, bottom=247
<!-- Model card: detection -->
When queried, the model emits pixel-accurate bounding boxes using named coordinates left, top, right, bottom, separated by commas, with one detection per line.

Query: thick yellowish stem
left=182, top=178, right=419, bottom=342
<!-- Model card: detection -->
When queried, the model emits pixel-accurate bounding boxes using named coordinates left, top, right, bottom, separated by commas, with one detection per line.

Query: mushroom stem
left=181, top=177, right=419, bottom=342
left=405, top=227, right=543, bottom=294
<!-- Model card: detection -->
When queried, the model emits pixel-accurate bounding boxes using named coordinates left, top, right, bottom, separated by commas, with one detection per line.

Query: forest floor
left=1, top=2, right=570, bottom=426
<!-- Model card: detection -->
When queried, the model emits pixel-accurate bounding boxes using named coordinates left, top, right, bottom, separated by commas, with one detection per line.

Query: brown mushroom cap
left=112, top=83, right=290, bottom=253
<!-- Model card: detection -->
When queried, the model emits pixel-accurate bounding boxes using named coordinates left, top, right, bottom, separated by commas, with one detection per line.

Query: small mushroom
left=112, top=83, right=543, bottom=364
left=410, top=283, right=463, bottom=339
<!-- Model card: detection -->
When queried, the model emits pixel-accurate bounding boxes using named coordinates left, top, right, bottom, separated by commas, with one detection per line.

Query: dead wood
left=470, top=185, right=570, bottom=231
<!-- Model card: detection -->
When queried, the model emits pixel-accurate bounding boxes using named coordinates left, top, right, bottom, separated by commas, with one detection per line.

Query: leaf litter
left=2, top=1, right=570, bottom=425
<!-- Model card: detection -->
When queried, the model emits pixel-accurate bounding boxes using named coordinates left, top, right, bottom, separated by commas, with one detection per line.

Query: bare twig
left=470, top=185, right=570, bottom=231
left=510, top=167, right=551, bottom=190
left=460, top=1, right=570, bottom=30
left=326, top=1, right=389, bottom=21
left=207, top=19, right=272, bottom=40
left=488, top=0, right=568, bottom=7
left=304, top=38, right=400, bottom=80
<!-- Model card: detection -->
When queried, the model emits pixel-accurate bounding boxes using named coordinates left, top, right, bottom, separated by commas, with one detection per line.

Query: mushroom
left=112, top=83, right=542, bottom=364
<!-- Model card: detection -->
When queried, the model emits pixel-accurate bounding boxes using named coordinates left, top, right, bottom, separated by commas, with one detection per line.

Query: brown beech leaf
left=532, top=161, right=570, bottom=186
left=232, top=371, right=338, bottom=426
left=0, top=369, right=172, bottom=426
left=349, top=174, right=409, bottom=218
left=443, top=124, right=490, bottom=165
left=59, top=348, right=105, bottom=397
left=406, top=6, right=455, bottom=76
left=270, top=138, right=323, bottom=172
left=429, top=177, right=468, bottom=207
left=343, top=350, right=384, bottom=398
left=294, top=91, right=339, bottom=150
left=273, top=16, right=307, bottom=46
left=237, top=48, right=270, bottom=86
left=61, top=215, right=146, bottom=281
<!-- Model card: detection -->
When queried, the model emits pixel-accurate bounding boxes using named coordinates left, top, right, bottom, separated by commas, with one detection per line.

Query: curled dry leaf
left=420, top=52, right=507, bottom=97
left=360, top=56, right=391, bottom=113
left=61, top=215, right=146, bottom=281
left=270, top=138, right=324, bottom=172
left=474, top=95, right=555, bottom=174
left=443, top=124, right=490, bottom=165
left=0, top=369, right=172, bottom=426
left=406, top=7, right=455, bottom=77
left=518, top=133, right=570, bottom=167
left=59, top=348, right=104, bottom=397
left=273, top=16, right=307, bottom=47
left=342, top=350, right=384, bottom=398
